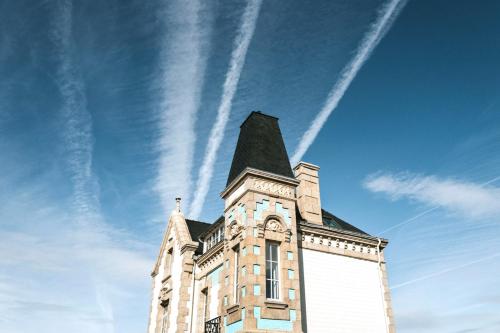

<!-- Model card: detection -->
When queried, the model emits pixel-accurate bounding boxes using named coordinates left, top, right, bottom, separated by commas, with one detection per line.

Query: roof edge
left=240, top=111, right=279, bottom=128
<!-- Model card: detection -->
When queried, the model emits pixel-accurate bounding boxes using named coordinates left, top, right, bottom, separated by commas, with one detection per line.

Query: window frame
left=233, top=245, right=240, bottom=304
left=265, top=241, right=280, bottom=300
left=201, top=288, right=208, bottom=323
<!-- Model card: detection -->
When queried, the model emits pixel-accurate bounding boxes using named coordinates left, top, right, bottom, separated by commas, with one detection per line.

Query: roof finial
left=175, top=197, right=181, bottom=213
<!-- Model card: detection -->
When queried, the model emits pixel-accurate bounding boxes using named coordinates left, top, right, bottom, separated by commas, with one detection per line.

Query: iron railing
left=204, top=316, right=221, bottom=333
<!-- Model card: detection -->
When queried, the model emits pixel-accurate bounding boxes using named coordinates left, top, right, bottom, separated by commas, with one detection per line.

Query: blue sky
left=1, top=0, right=499, bottom=332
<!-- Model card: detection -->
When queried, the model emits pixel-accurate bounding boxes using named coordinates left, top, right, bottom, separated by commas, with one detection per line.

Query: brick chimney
left=294, top=162, right=322, bottom=225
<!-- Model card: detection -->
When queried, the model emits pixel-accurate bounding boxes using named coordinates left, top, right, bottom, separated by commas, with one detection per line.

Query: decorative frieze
left=299, top=228, right=386, bottom=262
left=253, top=179, right=294, bottom=198
left=197, top=243, right=224, bottom=278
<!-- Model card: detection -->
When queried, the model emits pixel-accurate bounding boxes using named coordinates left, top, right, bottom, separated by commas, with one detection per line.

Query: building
left=147, top=111, right=394, bottom=333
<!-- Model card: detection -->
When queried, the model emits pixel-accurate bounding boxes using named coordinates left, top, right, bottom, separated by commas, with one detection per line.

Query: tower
left=219, top=112, right=302, bottom=332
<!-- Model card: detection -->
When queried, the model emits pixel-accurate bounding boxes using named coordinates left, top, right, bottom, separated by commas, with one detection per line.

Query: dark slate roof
left=185, top=219, right=212, bottom=254
left=226, top=111, right=294, bottom=186
left=321, top=209, right=370, bottom=236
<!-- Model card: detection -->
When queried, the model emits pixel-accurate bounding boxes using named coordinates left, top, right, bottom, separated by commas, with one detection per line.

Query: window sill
left=264, top=300, right=288, bottom=309
left=227, top=304, right=240, bottom=314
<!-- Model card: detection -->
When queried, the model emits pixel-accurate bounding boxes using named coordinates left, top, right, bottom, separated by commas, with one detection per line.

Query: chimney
left=294, top=162, right=322, bottom=225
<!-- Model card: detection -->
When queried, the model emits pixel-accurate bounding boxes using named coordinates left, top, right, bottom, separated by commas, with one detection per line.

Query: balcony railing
left=204, top=316, right=221, bottom=333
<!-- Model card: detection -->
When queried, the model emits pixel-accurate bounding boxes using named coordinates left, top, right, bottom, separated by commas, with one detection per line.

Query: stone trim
left=292, top=161, right=319, bottom=172
left=299, top=221, right=388, bottom=246
left=381, top=262, right=396, bottom=333
left=256, top=214, right=291, bottom=243
left=298, top=232, right=384, bottom=263
left=175, top=250, right=196, bottom=332
left=221, top=167, right=299, bottom=200
left=197, top=241, right=224, bottom=276
left=196, top=286, right=208, bottom=333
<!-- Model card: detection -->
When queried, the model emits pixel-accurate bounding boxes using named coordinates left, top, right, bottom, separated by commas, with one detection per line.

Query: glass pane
left=266, top=279, right=272, bottom=298
left=266, top=264, right=271, bottom=279
left=271, top=243, right=278, bottom=261
left=273, top=280, right=279, bottom=299
left=271, top=262, right=278, bottom=280
left=266, top=242, right=271, bottom=258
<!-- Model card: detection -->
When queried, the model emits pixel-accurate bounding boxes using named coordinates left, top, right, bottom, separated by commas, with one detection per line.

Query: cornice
left=196, top=240, right=224, bottom=267
left=221, top=167, right=299, bottom=199
left=298, top=221, right=388, bottom=248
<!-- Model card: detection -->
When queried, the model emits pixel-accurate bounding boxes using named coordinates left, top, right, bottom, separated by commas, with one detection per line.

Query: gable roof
left=321, top=209, right=369, bottom=236
left=226, top=111, right=294, bottom=186
left=152, top=211, right=200, bottom=276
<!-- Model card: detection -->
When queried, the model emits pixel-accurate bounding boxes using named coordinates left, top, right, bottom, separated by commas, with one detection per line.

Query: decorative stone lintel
left=265, top=300, right=288, bottom=310
left=227, top=304, right=240, bottom=314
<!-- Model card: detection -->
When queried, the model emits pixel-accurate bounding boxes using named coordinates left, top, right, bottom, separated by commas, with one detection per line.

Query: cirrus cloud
left=363, top=172, right=500, bottom=219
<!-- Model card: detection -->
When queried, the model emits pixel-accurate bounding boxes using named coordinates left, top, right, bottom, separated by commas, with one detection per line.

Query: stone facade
left=147, top=112, right=394, bottom=333
left=147, top=166, right=394, bottom=333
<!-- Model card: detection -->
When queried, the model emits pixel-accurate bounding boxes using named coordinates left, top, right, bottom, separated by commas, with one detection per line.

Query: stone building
left=147, top=111, right=394, bottom=333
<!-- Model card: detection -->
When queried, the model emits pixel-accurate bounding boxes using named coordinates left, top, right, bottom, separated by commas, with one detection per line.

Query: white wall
left=167, top=243, right=182, bottom=333
left=300, top=248, right=387, bottom=333
left=208, top=267, right=221, bottom=321
left=149, top=249, right=166, bottom=333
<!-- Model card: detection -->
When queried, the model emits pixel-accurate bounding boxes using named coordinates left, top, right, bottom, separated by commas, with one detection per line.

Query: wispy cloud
left=154, top=0, right=212, bottom=214
left=291, top=0, right=407, bottom=165
left=0, top=208, right=153, bottom=332
left=391, top=253, right=500, bottom=290
left=189, top=0, right=263, bottom=219
left=0, top=3, right=156, bottom=332
left=364, top=172, right=500, bottom=220
left=51, top=0, right=100, bottom=223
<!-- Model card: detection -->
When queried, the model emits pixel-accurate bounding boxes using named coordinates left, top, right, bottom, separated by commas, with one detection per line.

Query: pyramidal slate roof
left=226, top=111, right=294, bottom=186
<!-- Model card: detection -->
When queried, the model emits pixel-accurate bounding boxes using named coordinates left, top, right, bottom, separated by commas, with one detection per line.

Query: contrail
left=379, top=175, right=500, bottom=234
left=291, top=0, right=407, bottom=165
left=155, top=0, right=212, bottom=214
left=189, top=0, right=263, bottom=219
left=380, top=206, right=439, bottom=235
left=51, top=0, right=100, bottom=223
left=391, top=253, right=500, bottom=290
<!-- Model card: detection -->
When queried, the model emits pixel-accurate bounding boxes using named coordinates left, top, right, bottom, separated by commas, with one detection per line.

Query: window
left=234, top=246, right=240, bottom=303
left=167, top=248, right=173, bottom=270
left=202, top=288, right=208, bottom=323
left=205, top=225, right=225, bottom=252
left=266, top=242, right=280, bottom=299
left=161, top=301, right=169, bottom=333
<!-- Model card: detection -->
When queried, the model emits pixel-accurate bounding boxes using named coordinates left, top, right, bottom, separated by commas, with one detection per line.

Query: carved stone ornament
left=265, top=218, right=284, bottom=232
left=254, top=180, right=294, bottom=198
left=159, top=285, right=170, bottom=306
left=227, top=220, right=243, bottom=239
left=260, top=216, right=291, bottom=242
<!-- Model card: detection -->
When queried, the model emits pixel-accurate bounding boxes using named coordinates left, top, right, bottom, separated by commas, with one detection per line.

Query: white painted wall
left=209, top=277, right=220, bottom=320
left=191, top=279, right=203, bottom=333
left=300, top=248, right=387, bottom=333
left=167, top=243, right=182, bottom=333
left=149, top=249, right=166, bottom=333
